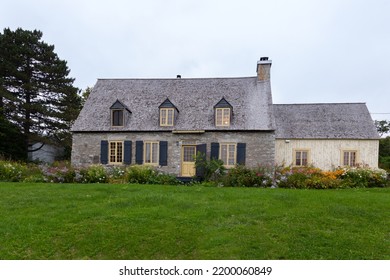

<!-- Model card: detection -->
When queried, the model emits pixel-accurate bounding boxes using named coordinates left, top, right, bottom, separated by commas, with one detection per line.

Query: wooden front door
left=181, top=145, right=196, bottom=177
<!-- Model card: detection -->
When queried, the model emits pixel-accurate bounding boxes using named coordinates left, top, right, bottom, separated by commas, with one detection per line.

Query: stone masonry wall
left=71, top=131, right=275, bottom=175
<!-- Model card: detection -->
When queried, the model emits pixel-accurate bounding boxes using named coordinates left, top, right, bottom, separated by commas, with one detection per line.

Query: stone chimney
left=257, top=57, right=272, bottom=81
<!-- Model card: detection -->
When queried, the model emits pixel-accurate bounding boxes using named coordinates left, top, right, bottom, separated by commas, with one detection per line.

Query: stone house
left=71, top=58, right=379, bottom=175
left=71, top=58, right=275, bottom=177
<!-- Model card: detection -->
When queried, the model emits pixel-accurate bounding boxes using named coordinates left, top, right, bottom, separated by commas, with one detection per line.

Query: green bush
left=79, top=165, right=108, bottom=183
left=379, top=156, right=390, bottom=171
left=0, top=161, right=30, bottom=182
left=194, top=152, right=226, bottom=181
left=278, top=172, right=308, bottom=189
left=220, top=165, right=273, bottom=187
left=340, top=167, right=388, bottom=188
left=126, top=165, right=180, bottom=185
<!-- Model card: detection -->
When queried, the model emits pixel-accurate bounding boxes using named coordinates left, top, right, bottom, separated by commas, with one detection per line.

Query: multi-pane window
left=112, top=109, right=124, bottom=126
left=220, top=143, right=236, bottom=167
left=295, top=150, right=308, bottom=166
left=216, top=108, right=231, bottom=126
left=109, top=141, right=123, bottom=164
left=144, top=141, right=159, bottom=164
left=160, top=108, right=174, bottom=126
left=343, top=151, right=357, bottom=167
left=183, top=146, right=196, bottom=162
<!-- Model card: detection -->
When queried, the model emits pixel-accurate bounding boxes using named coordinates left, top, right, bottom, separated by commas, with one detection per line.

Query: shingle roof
left=273, top=103, right=379, bottom=139
left=72, top=77, right=275, bottom=132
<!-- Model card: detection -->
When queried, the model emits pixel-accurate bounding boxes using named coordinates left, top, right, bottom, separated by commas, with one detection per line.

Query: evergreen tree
left=0, top=28, right=81, bottom=159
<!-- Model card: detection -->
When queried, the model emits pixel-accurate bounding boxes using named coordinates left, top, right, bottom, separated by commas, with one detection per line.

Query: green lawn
left=0, top=182, right=389, bottom=260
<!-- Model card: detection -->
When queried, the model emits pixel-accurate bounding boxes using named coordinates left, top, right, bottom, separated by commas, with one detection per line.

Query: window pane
left=216, top=109, right=222, bottom=126
left=296, top=151, right=301, bottom=166
left=110, top=142, right=116, bottom=162
left=350, top=152, right=356, bottom=166
left=152, top=143, right=158, bottom=163
left=228, top=144, right=235, bottom=165
left=167, top=109, right=173, bottom=125
left=221, top=144, right=228, bottom=164
left=161, top=109, right=167, bottom=125
left=183, top=146, right=196, bottom=162
left=302, top=151, right=308, bottom=166
left=117, top=142, right=123, bottom=162
left=118, top=110, right=123, bottom=126
left=343, top=152, right=349, bottom=166
left=223, top=108, right=230, bottom=125
left=145, top=143, right=151, bottom=163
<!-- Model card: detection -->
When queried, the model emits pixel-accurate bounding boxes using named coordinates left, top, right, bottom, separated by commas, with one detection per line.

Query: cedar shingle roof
left=273, top=103, right=379, bottom=139
left=72, top=77, right=275, bottom=132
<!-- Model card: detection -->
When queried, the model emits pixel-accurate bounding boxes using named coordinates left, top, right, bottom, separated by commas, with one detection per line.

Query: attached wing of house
left=274, top=103, right=380, bottom=169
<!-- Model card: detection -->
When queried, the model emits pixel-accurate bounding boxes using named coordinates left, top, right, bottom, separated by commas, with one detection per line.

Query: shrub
left=194, top=152, right=226, bottom=181
left=278, top=166, right=343, bottom=189
left=0, top=161, right=29, bottom=182
left=340, top=167, right=388, bottom=188
left=40, top=162, right=77, bottom=183
left=107, top=166, right=127, bottom=184
left=79, top=165, right=108, bottom=183
left=220, top=165, right=273, bottom=187
left=126, top=165, right=180, bottom=185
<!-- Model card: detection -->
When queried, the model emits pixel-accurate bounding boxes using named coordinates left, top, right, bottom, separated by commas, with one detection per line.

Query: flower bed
left=0, top=160, right=388, bottom=188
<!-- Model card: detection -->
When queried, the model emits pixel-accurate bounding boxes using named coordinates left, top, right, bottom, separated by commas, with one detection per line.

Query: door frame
left=181, top=145, right=197, bottom=177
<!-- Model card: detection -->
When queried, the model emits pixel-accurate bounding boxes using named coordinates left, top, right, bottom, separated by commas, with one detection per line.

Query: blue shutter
left=237, top=143, right=246, bottom=165
left=210, top=142, right=219, bottom=160
left=100, top=140, right=108, bottom=164
left=135, top=141, right=143, bottom=164
left=159, top=141, right=168, bottom=166
left=124, top=141, right=132, bottom=165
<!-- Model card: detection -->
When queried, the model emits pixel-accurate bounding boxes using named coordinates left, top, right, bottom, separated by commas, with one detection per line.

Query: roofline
left=96, top=76, right=258, bottom=81
left=71, top=129, right=275, bottom=134
left=274, top=102, right=367, bottom=106
left=275, top=137, right=380, bottom=140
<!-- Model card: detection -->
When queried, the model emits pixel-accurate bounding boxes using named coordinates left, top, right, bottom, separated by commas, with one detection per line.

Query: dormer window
left=159, top=98, right=178, bottom=127
left=160, top=108, right=174, bottom=126
left=112, top=109, right=124, bottom=126
left=216, top=108, right=231, bottom=126
left=110, top=99, right=131, bottom=127
left=214, top=97, right=233, bottom=127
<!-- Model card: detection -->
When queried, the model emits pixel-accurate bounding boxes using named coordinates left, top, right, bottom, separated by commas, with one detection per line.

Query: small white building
left=28, top=143, right=64, bottom=163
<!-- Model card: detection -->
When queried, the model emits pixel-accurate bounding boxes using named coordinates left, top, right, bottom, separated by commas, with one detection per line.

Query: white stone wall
left=275, top=139, right=379, bottom=170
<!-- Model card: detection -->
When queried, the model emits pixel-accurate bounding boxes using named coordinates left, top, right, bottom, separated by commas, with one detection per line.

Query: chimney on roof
left=176, top=75, right=181, bottom=79
left=256, top=57, right=272, bottom=82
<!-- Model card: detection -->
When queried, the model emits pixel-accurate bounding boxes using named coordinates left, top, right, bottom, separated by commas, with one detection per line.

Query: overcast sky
left=1, top=0, right=389, bottom=121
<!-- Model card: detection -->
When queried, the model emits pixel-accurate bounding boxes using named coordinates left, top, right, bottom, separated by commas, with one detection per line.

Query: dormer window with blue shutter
left=214, top=97, right=233, bottom=127
left=159, top=98, right=179, bottom=127
left=110, top=100, right=131, bottom=127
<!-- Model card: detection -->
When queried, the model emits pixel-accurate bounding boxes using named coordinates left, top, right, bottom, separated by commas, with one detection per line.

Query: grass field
left=0, top=182, right=389, bottom=260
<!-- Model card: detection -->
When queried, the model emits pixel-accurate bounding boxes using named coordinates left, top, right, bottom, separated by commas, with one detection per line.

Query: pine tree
left=0, top=28, right=81, bottom=159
